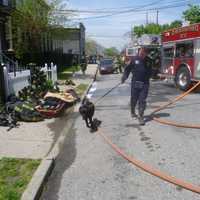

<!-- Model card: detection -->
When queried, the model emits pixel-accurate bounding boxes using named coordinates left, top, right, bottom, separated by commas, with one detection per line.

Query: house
left=51, top=23, right=85, bottom=56
left=50, top=23, right=85, bottom=66
left=17, top=22, right=86, bottom=71
left=0, top=0, right=13, bottom=58
left=62, top=23, right=85, bottom=57
left=0, top=0, right=14, bottom=103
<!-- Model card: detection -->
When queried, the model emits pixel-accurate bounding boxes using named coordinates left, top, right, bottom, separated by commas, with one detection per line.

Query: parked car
left=99, top=59, right=115, bottom=74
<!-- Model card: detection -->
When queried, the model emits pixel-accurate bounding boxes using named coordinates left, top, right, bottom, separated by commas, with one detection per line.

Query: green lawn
left=76, top=84, right=89, bottom=96
left=0, top=158, right=40, bottom=200
left=58, top=72, right=73, bottom=80
left=62, top=65, right=80, bottom=73
left=58, top=65, right=80, bottom=80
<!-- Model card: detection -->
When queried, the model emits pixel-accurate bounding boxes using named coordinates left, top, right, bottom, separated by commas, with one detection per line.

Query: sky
left=63, top=0, right=200, bottom=50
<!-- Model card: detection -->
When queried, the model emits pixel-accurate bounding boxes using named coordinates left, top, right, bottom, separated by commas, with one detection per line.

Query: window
left=176, top=41, right=193, bottom=58
left=128, top=49, right=134, bottom=55
left=100, top=59, right=113, bottom=65
left=126, top=48, right=138, bottom=56
left=163, top=47, right=174, bottom=58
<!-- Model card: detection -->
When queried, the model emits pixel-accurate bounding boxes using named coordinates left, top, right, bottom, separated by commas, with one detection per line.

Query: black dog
left=79, top=98, right=101, bottom=132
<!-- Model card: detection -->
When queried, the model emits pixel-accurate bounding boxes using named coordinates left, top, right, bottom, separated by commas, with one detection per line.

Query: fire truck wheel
left=175, top=67, right=191, bottom=91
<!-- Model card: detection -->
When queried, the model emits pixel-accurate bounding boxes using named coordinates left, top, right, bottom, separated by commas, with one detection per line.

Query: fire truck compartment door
left=194, top=39, right=200, bottom=79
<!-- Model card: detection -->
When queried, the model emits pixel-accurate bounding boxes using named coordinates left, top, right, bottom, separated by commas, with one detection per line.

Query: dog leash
left=81, top=67, right=99, bottom=104
left=82, top=67, right=121, bottom=105
left=94, top=82, right=121, bottom=105
left=79, top=66, right=121, bottom=132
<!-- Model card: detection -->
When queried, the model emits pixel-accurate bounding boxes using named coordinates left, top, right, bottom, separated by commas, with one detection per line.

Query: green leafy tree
left=86, top=39, right=105, bottom=56
left=145, top=23, right=162, bottom=34
left=104, top=47, right=119, bottom=57
left=86, top=39, right=98, bottom=55
left=11, top=0, right=70, bottom=60
left=12, top=0, right=51, bottom=59
left=169, top=20, right=182, bottom=28
left=133, top=21, right=183, bottom=37
left=133, top=25, right=145, bottom=37
left=183, top=4, right=200, bottom=24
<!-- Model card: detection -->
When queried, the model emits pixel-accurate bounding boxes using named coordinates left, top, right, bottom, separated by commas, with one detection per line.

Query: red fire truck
left=161, top=23, right=200, bottom=90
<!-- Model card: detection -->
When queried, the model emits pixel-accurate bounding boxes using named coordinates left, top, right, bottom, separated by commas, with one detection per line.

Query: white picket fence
left=41, top=63, right=57, bottom=84
left=3, top=62, right=57, bottom=98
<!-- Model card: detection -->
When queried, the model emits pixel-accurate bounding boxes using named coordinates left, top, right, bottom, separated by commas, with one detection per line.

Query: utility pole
left=146, top=12, right=148, bottom=25
left=156, top=10, right=159, bottom=25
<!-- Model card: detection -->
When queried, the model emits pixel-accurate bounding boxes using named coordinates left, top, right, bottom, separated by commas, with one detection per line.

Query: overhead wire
left=88, top=35, right=124, bottom=38
left=54, top=0, right=199, bottom=21
left=54, top=0, right=192, bottom=13
left=54, top=0, right=163, bottom=14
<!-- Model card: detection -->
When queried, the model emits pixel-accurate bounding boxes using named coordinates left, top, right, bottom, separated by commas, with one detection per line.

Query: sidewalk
left=0, top=64, right=97, bottom=159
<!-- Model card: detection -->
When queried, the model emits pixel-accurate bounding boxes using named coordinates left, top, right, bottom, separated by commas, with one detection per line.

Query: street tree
left=169, top=20, right=182, bottom=28
left=104, top=47, right=119, bottom=57
left=133, top=21, right=183, bottom=37
left=183, top=4, right=200, bottom=24
left=11, top=0, right=70, bottom=60
left=12, top=0, right=51, bottom=59
left=133, top=25, right=145, bottom=38
left=86, top=39, right=96, bottom=55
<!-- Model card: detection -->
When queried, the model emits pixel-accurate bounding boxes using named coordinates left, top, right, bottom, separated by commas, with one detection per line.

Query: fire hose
left=152, top=80, right=200, bottom=128
left=98, top=128, right=200, bottom=194
left=96, top=80, right=200, bottom=194
left=81, top=68, right=200, bottom=194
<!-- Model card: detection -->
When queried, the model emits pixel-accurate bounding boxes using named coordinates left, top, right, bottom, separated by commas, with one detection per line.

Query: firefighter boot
left=131, top=106, right=137, bottom=118
left=131, top=111, right=137, bottom=118
left=138, top=110, right=145, bottom=126
left=131, top=100, right=138, bottom=118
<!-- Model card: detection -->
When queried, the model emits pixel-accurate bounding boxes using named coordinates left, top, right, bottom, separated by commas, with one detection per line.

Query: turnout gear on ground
left=14, top=102, right=44, bottom=122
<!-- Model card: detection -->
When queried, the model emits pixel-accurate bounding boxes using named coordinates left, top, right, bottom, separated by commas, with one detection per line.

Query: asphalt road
left=41, top=72, right=200, bottom=200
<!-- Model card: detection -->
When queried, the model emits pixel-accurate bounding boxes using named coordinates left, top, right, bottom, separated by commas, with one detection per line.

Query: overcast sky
left=65, top=0, right=200, bottom=50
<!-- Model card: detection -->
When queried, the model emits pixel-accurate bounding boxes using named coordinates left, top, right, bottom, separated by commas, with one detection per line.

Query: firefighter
left=80, top=53, right=87, bottom=75
left=121, top=47, right=152, bottom=125
left=116, top=55, right=124, bottom=73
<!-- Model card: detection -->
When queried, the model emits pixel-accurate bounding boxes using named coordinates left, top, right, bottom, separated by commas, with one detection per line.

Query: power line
left=88, top=35, right=125, bottom=38
left=69, top=2, right=193, bottom=21
left=54, top=0, right=193, bottom=14
left=156, top=10, right=159, bottom=24
left=54, top=0, right=162, bottom=14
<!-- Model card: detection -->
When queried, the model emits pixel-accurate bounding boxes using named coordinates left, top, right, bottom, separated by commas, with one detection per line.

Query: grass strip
left=0, top=158, right=40, bottom=200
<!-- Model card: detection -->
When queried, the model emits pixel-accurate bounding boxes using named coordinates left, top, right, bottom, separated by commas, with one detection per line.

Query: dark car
left=99, top=59, right=115, bottom=74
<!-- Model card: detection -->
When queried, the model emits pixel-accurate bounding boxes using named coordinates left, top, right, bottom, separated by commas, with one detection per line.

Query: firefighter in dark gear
left=116, top=55, right=124, bottom=73
left=121, top=48, right=152, bottom=125
left=80, top=54, right=87, bottom=75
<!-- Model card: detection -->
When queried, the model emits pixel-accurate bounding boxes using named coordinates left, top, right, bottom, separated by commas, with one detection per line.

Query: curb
left=21, top=158, right=54, bottom=200
left=21, top=66, right=98, bottom=200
